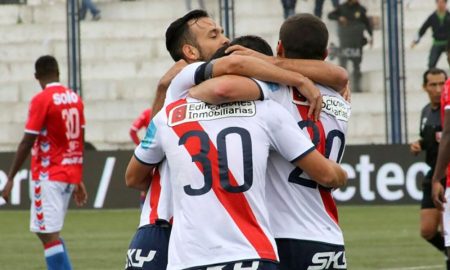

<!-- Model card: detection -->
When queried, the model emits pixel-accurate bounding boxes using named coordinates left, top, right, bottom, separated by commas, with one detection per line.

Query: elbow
left=336, top=67, right=349, bottom=90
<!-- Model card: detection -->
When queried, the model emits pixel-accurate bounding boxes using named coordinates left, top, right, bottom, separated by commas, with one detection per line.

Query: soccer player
left=130, top=108, right=152, bottom=146
left=126, top=90, right=347, bottom=270
left=410, top=68, right=447, bottom=256
left=124, top=9, right=228, bottom=270
left=432, top=77, right=450, bottom=270
left=190, top=14, right=351, bottom=269
left=0, top=55, right=87, bottom=270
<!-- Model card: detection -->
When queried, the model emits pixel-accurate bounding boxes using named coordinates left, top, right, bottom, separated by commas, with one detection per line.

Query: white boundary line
left=380, top=265, right=442, bottom=270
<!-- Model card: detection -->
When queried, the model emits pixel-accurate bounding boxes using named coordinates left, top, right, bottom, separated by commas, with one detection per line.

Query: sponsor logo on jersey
left=307, top=251, right=347, bottom=270
left=168, top=101, right=256, bottom=126
left=125, top=249, right=156, bottom=268
left=52, top=91, right=79, bottom=105
left=321, top=95, right=351, bottom=122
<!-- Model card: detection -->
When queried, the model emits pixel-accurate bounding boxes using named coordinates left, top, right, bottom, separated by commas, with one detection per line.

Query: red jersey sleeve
left=25, top=93, right=49, bottom=134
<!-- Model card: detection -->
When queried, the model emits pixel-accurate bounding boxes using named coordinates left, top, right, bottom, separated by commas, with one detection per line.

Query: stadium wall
left=0, top=144, right=429, bottom=209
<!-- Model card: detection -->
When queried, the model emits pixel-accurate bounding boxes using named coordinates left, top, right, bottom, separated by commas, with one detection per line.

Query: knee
left=420, top=226, right=438, bottom=240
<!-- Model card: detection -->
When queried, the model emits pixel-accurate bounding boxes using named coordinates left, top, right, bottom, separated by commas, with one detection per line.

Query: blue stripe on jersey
left=141, top=120, right=157, bottom=149
left=266, top=82, right=280, bottom=92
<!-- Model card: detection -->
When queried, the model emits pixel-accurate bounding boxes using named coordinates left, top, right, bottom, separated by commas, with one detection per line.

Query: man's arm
left=190, top=75, right=262, bottom=104
left=413, top=15, right=432, bottom=46
left=1, top=133, right=36, bottom=202
left=192, top=55, right=322, bottom=120
left=151, top=60, right=187, bottom=118
left=432, top=109, right=450, bottom=210
left=125, top=156, right=156, bottom=191
left=224, top=45, right=349, bottom=91
left=293, top=150, right=348, bottom=188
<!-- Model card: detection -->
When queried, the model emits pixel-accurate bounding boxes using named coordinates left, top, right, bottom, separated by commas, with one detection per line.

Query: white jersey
left=134, top=98, right=315, bottom=270
left=138, top=160, right=172, bottom=226
left=263, top=83, right=351, bottom=245
left=164, top=62, right=204, bottom=107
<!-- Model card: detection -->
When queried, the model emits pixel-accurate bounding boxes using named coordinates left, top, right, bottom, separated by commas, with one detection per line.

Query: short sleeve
left=165, top=62, right=205, bottom=105
left=25, top=94, right=49, bottom=134
left=263, top=101, right=315, bottom=162
left=134, top=112, right=165, bottom=165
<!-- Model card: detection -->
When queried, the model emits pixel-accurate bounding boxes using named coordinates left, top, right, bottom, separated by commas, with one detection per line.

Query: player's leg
left=314, top=0, right=325, bottom=18
left=420, top=179, right=445, bottom=253
left=125, top=222, right=171, bottom=270
left=443, top=188, right=450, bottom=269
left=30, top=180, right=74, bottom=270
left=429, top=44, right=441, bottom=69
left=276, top=238, right=347, bottom=270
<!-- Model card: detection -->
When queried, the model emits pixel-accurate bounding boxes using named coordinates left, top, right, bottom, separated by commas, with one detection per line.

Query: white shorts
left=30, top=179, right=74, bottom=233
left=444, top=188, right=450, bottom=247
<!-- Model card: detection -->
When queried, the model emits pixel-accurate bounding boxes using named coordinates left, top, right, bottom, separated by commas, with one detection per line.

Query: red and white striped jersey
left=138, top=160, right=173, bottom=226
left=263, top=83, right=351, bottom=245
left=134, top=97, right=314, bottom=270
left=443, top=79, right=450, bottom=187
left=25, top=82, right=85, bottom=184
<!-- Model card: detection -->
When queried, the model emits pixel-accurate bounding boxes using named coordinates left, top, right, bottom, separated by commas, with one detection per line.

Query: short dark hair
left=165, top=9, right=209, bottom=61
left=279, top=13, right=328, bottom=60
left=423, top=68, right=447, bottom=85
left=35, top=55, right=59, bottom=78
left=210, top=35, right=273, bottom=60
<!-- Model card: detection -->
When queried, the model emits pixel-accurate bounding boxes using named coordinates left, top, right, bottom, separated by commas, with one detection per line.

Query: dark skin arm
left=1, top=133, right=36, bottom=202
left=432, top=109, right=450, bottom=210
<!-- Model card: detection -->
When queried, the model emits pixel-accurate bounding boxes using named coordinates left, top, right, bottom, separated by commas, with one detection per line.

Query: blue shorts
left=125, top=222, right=171, bottom=270
left=276, top=239, right=346, bottom=270
left=187, top=260, right=278, bottom=270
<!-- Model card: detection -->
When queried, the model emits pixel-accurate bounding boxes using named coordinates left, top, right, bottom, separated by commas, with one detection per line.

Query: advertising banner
left=0, top=145, right=429, bottom=209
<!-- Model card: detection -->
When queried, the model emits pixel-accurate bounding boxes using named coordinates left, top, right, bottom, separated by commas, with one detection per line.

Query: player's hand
left=409, top=141, right=421, bottom=155
left=73, top=182, right=88, bottom=207
left=432, top=180, right=446, bottom=211
left=1, top=179, right=13, bottom=202
left=296, top=77, right=322, bottom=121
left=158, top=60, right=188, bottom=89
left=410, top=41, right=417, bottom=49
left=338, top=16, right=347, bottom=25
left=225, top=45, right=273, bottom=62
left=340, top=82, right=351, bottom=103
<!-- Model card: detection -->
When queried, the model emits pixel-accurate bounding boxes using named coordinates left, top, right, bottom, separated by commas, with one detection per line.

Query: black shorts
left=125, top=222, right=171, bottom=270
left=276, top=239, right=346, bottom=270
left=421, top=177, right=446, bottom=209
left=187, top=260, right=278, bottom=270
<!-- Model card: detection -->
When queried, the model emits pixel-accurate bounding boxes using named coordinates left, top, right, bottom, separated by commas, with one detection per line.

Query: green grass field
left=0, top=205, right=444, bottom=269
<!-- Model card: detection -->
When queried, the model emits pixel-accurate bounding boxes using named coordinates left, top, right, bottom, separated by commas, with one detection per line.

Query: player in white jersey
left=125, top=9, right=228, bottom=270
left=126, top=78, right=347, bottom=269
left=189, top=14, right=351, bottom=269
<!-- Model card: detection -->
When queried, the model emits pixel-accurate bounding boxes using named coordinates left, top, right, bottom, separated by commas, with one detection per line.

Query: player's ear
left=276, top=41, right=284, bottom=57
left=182, top=44, right=200, bottom=61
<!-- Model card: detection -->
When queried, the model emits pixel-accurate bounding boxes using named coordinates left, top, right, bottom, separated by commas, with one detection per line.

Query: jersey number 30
left=179, top=127, right=253, bottom=196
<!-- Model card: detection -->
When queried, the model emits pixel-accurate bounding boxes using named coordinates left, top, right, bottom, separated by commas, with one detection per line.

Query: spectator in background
left=411, top=0, right=450, bottom=68
left=328, top=0, right=372, bottom=93
left=185, top=0, right=205, bottom=11
left=80, top=0, right=101, bottom=21
left=129, top=107, right=152, bottom=208
left=410, top=68, right=447, bottom=259
left=314, top=0, right=339, bottom=18
left=0, top=55, right=87, bottom=270
left=281, top=0, right=297, bottom=19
